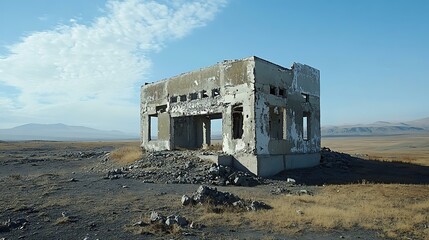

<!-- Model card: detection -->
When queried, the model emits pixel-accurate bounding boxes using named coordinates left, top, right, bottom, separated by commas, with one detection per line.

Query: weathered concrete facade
left=140, top=56, right=320, bottom=176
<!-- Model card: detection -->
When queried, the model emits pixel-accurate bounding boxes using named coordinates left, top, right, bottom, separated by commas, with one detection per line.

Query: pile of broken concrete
left=207, top=164, right=261, bottom=187
left=149, top=211, right=189, bottom=228
left=181, top=185, right=271, bottom=211
left=102, top=150, right=262, bottom=187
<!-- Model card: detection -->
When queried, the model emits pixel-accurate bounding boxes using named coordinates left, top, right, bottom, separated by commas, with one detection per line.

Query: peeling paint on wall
left=140, top=56, right=320, bottom=176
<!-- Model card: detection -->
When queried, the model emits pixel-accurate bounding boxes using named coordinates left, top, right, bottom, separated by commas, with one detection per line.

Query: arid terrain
left=1, top=135, right=428, bottom=239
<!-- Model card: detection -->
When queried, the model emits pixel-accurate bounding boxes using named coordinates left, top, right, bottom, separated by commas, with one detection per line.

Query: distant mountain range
left=322, top=117, right=429, bottom=136
left=0, top=123, right=138, bottom=141
left=1, top=117, right=428, bottom=141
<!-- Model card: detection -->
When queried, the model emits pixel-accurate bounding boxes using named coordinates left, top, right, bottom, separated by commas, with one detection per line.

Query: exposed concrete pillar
left=202, top=117, right=211, bottom=149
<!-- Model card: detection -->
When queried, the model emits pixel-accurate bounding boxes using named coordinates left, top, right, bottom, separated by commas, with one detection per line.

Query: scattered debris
left=189, top=221, right=205, bottom=229
left=270, top=187, right=290, bottom=195
left=100, top=151, right=262, bottom=187
left=247, top=201, right=271, bottom=211
left=0, top=218, right=28, bottom=232
left=148, top=211, right=189, bottom=228
left=183, top=185, right=271, bottom=211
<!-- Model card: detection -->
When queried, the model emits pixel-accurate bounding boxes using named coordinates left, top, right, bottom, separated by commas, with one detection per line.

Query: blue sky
left=0, top=0, right=428, bottom=133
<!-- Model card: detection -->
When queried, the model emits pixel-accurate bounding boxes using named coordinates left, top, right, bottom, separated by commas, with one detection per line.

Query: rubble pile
left=102, top=151, right=262, bottom=186
left=149, top=211, right=189, bottom=227
left=207, top=164, right=260, bottom=187
left=320, top=147, right=351, bottom=170
left=181, top=185, right=271, bottom=211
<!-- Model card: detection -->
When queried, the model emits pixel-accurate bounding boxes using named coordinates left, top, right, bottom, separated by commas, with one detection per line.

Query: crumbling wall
left=253, top=58, right=320, bottom=156
left=221, top=59, right=256, bottom=155
left=140, top=56, right=320, bottom=176
left=141, top=57, right=258, bottom=154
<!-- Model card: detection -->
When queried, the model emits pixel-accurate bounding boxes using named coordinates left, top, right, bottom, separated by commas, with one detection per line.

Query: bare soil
left=0, top=140, right=428, bottom=239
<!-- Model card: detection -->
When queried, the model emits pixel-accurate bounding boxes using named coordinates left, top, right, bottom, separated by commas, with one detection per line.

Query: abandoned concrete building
left=140, top=56, right=320, bottom=177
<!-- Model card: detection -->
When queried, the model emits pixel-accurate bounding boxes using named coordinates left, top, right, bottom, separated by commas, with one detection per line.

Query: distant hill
left=0, top=123, right=138, bottom=141
left=322, top=117, right=429, bottom=137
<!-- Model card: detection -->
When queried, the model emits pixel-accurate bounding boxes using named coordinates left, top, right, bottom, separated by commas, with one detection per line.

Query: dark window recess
left=270, top=86, right=276, bottom=95
left=201, top=90, right=209, bottom=98
left=212, top=88, right=220, bottom=97
left=170, top=96, right=178, bottom=103
left=180, top=95, right=187, bottom=102
left=156, top=105, right=167, bottom=113
left=190, top=92, right=198, bottom=100
left=269, top=106, right=286, bottom=140
left=279, top=88, right=285, bottom=97
left=302, top=93, right=309, bottom=102
left=232, top=105, right=244, bottom=139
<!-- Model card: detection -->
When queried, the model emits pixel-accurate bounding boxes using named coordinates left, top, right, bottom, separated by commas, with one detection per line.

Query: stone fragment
left=175, top=215, right=188, bottom=227
left=165, top=216, right=176, bottom=226
left=150, top=211, right=164, bottom=223
left=233, top=175, right=258, bottom=187
left=286, top=178, right=296, bottom=183
left=189, top=221, right=204, bottom=229
left=248, top=201, right=272, bottom=211
left=181, top=195, right=191, bottom=206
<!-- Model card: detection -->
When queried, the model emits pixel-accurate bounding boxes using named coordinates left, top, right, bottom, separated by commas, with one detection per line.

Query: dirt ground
left=0, top=139, right=428, bottom=239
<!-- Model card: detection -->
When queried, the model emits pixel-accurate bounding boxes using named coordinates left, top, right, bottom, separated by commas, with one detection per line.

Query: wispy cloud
left=0, top=0, right=226, bottom=132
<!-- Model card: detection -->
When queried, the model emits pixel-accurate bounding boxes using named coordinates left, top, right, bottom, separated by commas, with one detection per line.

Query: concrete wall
left=251, top=58, right=321, bottom=175
left=140, top=56, right=320, bottom=176
left=141, top=57, right=257, bottom=155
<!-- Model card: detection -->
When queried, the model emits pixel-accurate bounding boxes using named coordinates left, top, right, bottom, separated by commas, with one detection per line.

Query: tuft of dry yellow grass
left=110, top=146, right=143, bottom=165
left=199, top=184, right=429, bottom=239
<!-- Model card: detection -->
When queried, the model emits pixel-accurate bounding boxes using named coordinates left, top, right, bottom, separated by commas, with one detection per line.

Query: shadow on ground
left=273, top=148, right=429, bottom=185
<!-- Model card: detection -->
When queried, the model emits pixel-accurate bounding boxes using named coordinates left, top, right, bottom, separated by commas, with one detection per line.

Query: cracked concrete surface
left=141, top=56, right=320, bottom=176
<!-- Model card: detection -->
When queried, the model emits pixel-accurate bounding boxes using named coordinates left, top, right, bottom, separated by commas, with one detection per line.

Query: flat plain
left=322, top=134, right=429, bottom=166
left=0, top=135, right=428, bottom=239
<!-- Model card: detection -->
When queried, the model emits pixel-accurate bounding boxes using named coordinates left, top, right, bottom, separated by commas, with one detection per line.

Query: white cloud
left=0, top=0, right=227, bottom=132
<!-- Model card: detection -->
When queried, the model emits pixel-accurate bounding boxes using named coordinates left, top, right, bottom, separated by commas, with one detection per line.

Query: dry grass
left=0, top=140, right=139, bottom=152
left=199, top=184, right=429, bottom=239
left=110, top=145, right=143, bottom=165
left=322, top=134, right=429, bottom=166
left=54, top=216, right=74, bottom=225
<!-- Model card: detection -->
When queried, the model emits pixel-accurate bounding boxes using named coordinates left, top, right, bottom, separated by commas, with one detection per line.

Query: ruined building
left=140, top=56, right=320, bottom=176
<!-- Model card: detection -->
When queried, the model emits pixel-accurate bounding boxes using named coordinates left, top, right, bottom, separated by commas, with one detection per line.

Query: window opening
left=180, top=94, right=187, bottom=102
left=279, top=88, right=285, bottom=97
left=212, top=88, right=220, bottom=97
left=269, top=106, right=286, bottom=140
left=149, top=114, right=158, bottom=141
left=156, top=105, right=167, bottom=113
left=303, top=112, right=310, bottom=141
left=232, top=105, right=244, bottom=139
left=210, top=115, right=223, bottom=150
left=170, top=96, right=178, bottom=103
left=190, top=92, right=198, bottom=100
left=302, top=93, right=309, bottom=102
left=270, top=86, right=276, bottom=95
left=201, top=90, right=209, bottom=98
